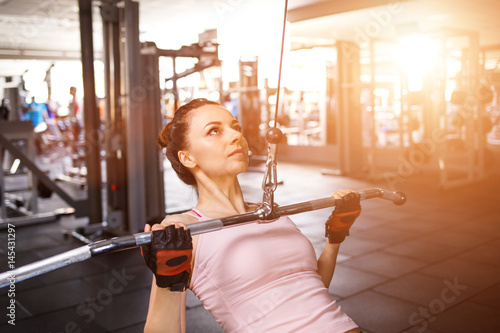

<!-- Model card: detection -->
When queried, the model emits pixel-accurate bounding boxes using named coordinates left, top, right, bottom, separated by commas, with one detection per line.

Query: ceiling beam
left=288, top=0, right=407, bottom=23
left=0, top=48, right=102, bottom=61
left=481, top=44, right=500, bottom=52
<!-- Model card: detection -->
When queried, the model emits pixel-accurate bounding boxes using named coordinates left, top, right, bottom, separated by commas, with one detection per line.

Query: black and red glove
left=141, top=225, right=193, bottom=291
left=325, top=192, right=361, bottom=244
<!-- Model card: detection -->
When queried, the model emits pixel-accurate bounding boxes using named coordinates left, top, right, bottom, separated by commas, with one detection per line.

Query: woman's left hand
left=325, top=189, right=361, bottom=244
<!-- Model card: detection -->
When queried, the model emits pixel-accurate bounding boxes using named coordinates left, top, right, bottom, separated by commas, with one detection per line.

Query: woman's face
left=183, top=104, right=249, bottom=179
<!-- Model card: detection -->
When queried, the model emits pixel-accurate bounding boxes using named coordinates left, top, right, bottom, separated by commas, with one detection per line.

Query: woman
left=142, top=98, right=360, bottom=333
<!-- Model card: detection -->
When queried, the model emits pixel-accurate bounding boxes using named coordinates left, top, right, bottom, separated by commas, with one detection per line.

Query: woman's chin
left=232, top=162, right=249, bottom=175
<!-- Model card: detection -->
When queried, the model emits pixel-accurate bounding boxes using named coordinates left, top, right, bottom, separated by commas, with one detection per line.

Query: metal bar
left=155, top=45, right=218, bottom=58
left=369, top=38, right=377, bottom=180
left=140, top=43, right=166, bottom=226
left=78, top=0, right=103, bottom=224
left=0, top=208, right=74, bottom=229
left=102, top=3, right=128, bottom=229
left=123, top=0, right=147, bottom=233
left=164, top=59, right=220, bottom=82
left=0, top=48, right=92, bottom=61
left=0, top=188, right=405, bottom=288
left=27, top=125, right=38, bottom=215
left=0, top=212, right=58, bottom=229
left=480, top=44, right=500, bottom=52
left=172, top=57, right=178, bottom=110
left=287, top=0, right=408, bottom=23
left=0, top=144, right=6, bottom=219
left=0, top=246, right=92, bottom=288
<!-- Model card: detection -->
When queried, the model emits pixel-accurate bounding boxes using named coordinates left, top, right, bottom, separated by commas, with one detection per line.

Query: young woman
left=142, top=98, right=360, bottom=333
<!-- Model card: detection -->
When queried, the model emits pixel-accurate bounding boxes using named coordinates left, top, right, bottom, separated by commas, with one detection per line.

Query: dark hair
left=157, top=98, right=220, bottom=186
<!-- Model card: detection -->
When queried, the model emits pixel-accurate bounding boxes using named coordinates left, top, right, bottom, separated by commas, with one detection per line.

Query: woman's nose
left=229, top=128, right=242, bottom=144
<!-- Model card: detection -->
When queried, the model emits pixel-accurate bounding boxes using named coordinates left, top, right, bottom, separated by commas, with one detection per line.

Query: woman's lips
left=229, top=148, right=244, bottom=156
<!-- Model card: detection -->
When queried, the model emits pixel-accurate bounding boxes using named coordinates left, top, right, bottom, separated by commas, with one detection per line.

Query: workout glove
left=141, top=225, right=193, bottom=291
left=325, top=192, right=361, bottom=244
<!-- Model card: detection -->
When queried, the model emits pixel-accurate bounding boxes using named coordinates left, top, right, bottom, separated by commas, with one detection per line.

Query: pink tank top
left=187, top=208, right=358, bottom=333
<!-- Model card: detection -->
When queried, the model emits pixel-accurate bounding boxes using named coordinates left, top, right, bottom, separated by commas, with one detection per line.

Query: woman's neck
left=194, top=173, right=248, bottom=217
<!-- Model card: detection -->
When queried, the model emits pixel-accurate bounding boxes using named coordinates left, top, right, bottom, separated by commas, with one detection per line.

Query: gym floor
left=1, top=160, right=500, bottom=332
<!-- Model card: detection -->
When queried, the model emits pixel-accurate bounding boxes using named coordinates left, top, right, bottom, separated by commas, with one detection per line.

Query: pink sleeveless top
left=187, top=208, right=358, bottom=333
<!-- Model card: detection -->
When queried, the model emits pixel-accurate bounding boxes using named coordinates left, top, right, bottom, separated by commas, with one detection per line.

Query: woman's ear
left=178, top=150, right=196, bottom=169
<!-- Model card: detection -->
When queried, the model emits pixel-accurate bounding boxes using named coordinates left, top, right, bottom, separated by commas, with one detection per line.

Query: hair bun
left=157, top=121, right=173, bottom=149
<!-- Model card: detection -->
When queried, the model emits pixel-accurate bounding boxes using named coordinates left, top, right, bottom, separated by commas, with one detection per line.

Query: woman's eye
left=208, top=127, right=220, bottom=135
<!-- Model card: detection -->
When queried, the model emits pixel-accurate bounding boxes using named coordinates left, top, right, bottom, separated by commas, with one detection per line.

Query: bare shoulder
left=161, top=212, right=199, bottom=225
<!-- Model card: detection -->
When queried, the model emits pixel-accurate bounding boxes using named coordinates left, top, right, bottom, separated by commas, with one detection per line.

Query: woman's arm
left=145, top=280, right=187, bottom=333
left=143, top=214, right=196, bottom=333
left=318, top=188, right=361, bottom=289
left=317, top=241, right=340, bottom=289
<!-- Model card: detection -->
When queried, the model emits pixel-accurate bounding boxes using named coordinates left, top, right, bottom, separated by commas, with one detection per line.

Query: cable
left=273, top=0, right=289, bottom=128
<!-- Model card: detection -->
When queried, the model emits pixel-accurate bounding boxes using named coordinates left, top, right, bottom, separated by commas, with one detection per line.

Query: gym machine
left=360, top=30, right=496, bottom=188
left=0, top=0, right=408, bottom=288
left=91, top=0, right=222, bottom=240
left=0, top=73, right=83, bottom=228
left=481, top=45, right=500, bottom=144
left=157, top=28, right=221, bottom=109
left=0, top=121, right=81, bottom=228
left=362, top=37, right=420, bottom=181
left=92, top=0, right=165, bottom=238
left=0, top=122, right=38, bottom=222
left=326, top=41, right=364, bottom=175
left=438, top=31, right=495, bottom=189
left=317, top=40, right=365, bottom=176
left=239, top=57, right=268, bottom=159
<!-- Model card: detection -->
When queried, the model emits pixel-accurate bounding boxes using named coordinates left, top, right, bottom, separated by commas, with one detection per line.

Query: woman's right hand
left=141, top=221, right=193, bottom=291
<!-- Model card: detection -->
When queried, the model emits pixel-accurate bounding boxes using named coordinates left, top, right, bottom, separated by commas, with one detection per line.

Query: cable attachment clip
left=260, top=128, right=283, bottom=220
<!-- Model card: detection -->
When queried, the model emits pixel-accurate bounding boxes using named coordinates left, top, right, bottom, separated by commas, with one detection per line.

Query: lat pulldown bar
left=0, top=188, right=405, bottom=289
